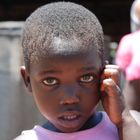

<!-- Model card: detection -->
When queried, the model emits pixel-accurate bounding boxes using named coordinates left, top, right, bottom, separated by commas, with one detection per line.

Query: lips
left=57, top=111, right=82, bottom=130
left=59, top=113, right=80, bottom=121
left=58, top=111, right=81, bottom=120
left=62, top=115, right=79, bottom=120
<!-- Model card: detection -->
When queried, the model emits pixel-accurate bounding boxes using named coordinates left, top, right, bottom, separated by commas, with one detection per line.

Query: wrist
left=116, top=108, right=133, bottom=128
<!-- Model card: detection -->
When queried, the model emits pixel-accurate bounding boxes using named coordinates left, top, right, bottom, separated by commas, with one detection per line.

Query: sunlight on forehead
left=51, top=36, right=90, bottom=56
left=30, top=36, right=98, bottom=66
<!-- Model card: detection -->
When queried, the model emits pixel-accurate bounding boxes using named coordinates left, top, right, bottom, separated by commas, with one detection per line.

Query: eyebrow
left=79, top=66, right=97, bottom=71
left=37, top=66, right=99, bottom=76
left=38, top=70, right=62, bottom=76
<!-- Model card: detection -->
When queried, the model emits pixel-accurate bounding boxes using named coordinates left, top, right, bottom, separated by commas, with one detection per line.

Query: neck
left=79, top=112, right=102, bottom=131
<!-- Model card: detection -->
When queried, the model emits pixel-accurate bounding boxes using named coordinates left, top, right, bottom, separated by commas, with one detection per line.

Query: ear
left=20, top=66, right=32, bottom=92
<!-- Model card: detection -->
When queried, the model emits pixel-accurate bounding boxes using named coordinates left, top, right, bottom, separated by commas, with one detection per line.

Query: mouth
left=57, top=111, right=82, bottom=131
left=59, top=113, right=81, bottom=121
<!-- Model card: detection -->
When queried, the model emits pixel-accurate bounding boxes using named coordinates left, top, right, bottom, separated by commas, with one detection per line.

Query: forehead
left=40, top=37, right=100, bottom=57
left=30, top=40, right=102, bottom=74
left=30, top=37, right=102, bottom=70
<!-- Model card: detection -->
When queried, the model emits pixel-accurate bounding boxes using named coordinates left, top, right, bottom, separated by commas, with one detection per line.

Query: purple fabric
left=19, top=112, right=119, bottom=140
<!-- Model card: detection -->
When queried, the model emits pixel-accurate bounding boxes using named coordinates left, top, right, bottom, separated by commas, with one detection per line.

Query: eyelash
left=42, top=74, right=95, bottom=86
left=80, top=74, right=94, bottom=83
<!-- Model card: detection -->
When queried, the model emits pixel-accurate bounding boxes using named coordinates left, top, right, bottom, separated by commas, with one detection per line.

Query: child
left=15, top=2, right=140, bottom=140
left=116, top=0, right=140, bottom=125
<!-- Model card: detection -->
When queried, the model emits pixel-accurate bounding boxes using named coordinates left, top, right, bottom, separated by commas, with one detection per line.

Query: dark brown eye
left=80, top=74, right=94, bottom=83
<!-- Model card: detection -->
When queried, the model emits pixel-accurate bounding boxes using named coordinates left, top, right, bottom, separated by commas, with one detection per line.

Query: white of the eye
left=43, top=79, right=57, bottom=85
left=81, top=75, right=94, bottom=82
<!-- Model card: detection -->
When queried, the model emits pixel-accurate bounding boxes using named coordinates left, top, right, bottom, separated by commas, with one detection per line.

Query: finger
left=101, top=78, right=121, bottom=97
left=104, top=69, right=120, bottom=84
left=105, top=64, right=119, bottom=70
left=101, top=65, right=120, bottom=85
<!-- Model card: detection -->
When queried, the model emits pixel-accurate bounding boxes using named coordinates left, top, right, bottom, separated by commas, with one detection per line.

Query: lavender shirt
left=16, top=112, right=119, bottom=140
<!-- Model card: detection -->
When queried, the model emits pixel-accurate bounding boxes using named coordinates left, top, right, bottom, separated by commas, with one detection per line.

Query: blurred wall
left=0, top=22, right=45, bottom=140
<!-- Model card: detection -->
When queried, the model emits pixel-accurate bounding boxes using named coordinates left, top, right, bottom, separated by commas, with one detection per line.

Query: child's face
left=21, top=43, right=102, bottom=133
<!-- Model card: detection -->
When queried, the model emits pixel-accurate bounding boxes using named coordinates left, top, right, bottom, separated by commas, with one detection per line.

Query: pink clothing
left=17, top=112, right=119, bottom=140
left=116, top=30, right=140, bottom=81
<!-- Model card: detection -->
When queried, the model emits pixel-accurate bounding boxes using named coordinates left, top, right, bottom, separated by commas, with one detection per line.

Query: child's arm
left=101, top=64, right=140, bottom=140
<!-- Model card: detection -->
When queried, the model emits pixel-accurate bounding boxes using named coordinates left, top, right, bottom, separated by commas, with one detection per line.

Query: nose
left=59, top=84, right=80, bottom=105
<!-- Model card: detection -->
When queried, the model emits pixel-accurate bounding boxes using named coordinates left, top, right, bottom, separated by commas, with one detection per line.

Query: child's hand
left=100, top=64, right=125, bottom=127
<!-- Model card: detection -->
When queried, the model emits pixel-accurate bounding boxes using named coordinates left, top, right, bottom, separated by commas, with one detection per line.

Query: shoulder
left=116, top=34, right=132, bottom=54
left=100, top=112, right=118, bottom=131
left=14, top=135, right=26, bottom=140
left=119, top=30, right=140, bottom=47
left=13, top=129, right=37, bottom=140
left=130, top=110, right=140, bottom=126
left=120, top=30, right=140, bottom=44
left=95, top=112, right=119, bottom=139
left=119, top=33, right=133, bottom=47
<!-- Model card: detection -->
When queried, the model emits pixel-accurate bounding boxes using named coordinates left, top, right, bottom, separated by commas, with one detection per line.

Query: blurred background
left=0, top=0, right=133, bottom=140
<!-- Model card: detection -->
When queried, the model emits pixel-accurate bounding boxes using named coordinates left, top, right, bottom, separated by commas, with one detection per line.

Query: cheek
left=81, top=85, right=100, bottom=112
left=86, top=83, right=100, bottom=98
left=31, top=86, right=59, bottom=116
left=85, top=91, right=100, bottom=106
left=33, top=93, right=59, bottom=119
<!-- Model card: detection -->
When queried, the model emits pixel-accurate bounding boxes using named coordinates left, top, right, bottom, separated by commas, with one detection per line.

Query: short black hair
left=21, top=1, right=104, bottom=70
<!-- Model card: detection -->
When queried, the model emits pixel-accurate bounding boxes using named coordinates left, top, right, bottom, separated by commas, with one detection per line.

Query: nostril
left=59, top=84, right=80, bottom=105
left=60, top=97, right=80, bottom=105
